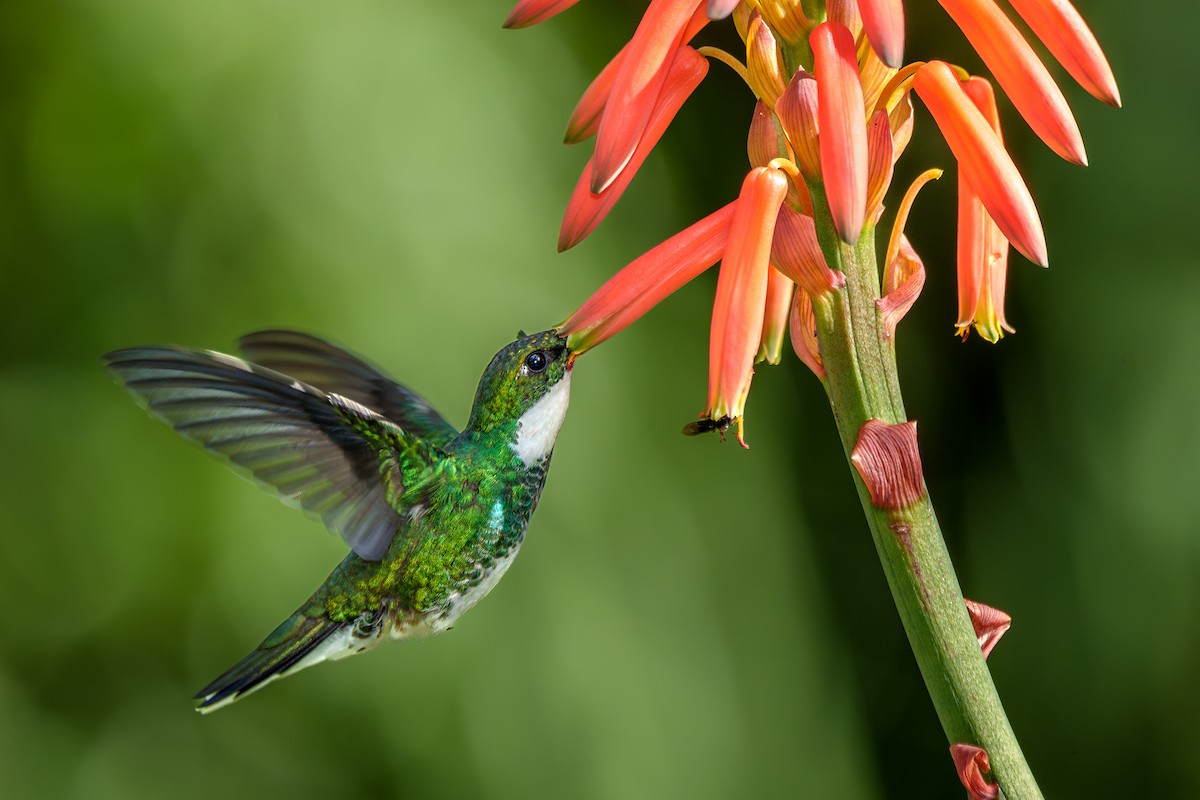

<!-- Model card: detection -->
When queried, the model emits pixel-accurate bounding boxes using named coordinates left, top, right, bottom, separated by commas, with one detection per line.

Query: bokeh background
left=1, top=1, right=1195, bottom=797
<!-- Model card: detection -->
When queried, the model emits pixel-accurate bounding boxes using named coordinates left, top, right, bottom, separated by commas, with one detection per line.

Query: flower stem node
left=951, top=743, right=1001, bottom=800
left=964, top=598, right=1013, bottom=659
left=850, top=419, right=926, bottom=511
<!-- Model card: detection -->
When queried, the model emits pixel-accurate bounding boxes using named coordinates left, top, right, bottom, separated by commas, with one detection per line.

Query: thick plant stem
left=807, top=185, right=1042, bottom=799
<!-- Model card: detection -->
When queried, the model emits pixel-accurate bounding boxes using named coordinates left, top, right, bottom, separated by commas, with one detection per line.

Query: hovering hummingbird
left=105, top=329, right=574, bottom=712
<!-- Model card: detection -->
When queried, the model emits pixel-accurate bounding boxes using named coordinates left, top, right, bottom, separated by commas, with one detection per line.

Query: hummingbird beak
left=566, top=352, right=577, bottom=370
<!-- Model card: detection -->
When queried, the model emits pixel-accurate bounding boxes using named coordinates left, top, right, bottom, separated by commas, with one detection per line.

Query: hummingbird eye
left=523, top=350, right=548, bottom=374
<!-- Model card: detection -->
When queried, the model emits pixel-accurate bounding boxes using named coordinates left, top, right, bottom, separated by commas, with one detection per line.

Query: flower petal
left=865, top=109, right=895, bottom=217
left=956, top=77, right=1016, bottom=341
left=789, top=288, right=825, bottom=379
left=590, top=0, right=702, bottom=193
left=758, top=268, right=795, bottom=364
left=559, top=46, right=709, bottom=251
left=746, top=13, right=787, bottom=107
left=747, top=100, right=791, bottom=169
left=564, top=44, right=627, bottom=145
left=937, top=0, right=1087, bottom=165
left=1007, top=0, right=1120, bottom=107
left=776, top=70, right=821, bottom=180
left=811, top=22, right=869, bottom=245
left=858, top=0, right=906, bottom=68
left=770, top=204, right=845, bottom=296
left=877, top=234, right=926, bottom=341
left=707, top=167, right=789, bottom=441
left=560, top=202, right=736, bottom=353
left=706, top=0, right=741, bottom=20
left=914, top=61, right=1047, bottom=267
left=503, top=0, right=582, bottom=29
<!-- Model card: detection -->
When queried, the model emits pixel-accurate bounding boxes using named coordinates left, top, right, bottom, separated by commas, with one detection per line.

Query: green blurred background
left=1, top=1, right=1194, bottom=797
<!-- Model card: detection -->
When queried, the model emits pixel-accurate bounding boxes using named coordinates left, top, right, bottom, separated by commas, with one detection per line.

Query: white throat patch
left=510, top=372, right=571, bottom=467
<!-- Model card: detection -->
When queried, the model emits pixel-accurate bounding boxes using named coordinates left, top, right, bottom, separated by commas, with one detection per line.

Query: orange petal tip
left=503, top=0, right=582, bottom=29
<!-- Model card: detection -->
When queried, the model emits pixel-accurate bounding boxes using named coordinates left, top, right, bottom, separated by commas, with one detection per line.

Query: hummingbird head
left=464, top=329, right=574, bottom=465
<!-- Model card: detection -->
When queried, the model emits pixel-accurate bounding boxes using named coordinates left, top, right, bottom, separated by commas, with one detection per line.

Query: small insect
left=681, top=415, right=733, bottom=440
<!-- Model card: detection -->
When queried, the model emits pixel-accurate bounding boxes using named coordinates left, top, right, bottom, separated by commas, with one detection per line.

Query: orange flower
left=1006, top=0, right=1121, bottom=107
left=559, top=46, right=709, bottom=251
left=590, top=0, right=704, bottom=193
left=914, top=61, right=1047, bottom=267
left=811, top=22, right=869, bottom=245
left=503, top=0, right=582, bottom=29
left=937, top=0, right=1086, bottom=165
left=858, top=0, right=906, bottom=68
left=707, top=166, right=789, bottom=445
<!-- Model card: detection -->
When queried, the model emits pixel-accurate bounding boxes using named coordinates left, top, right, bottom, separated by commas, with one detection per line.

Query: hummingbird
left=105, top=328, right=574, bottom=712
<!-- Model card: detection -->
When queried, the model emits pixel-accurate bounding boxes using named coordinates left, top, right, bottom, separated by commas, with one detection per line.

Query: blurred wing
left=237, top=329, right=458, bottom=447
left=105, top=347, right=444, bottom=560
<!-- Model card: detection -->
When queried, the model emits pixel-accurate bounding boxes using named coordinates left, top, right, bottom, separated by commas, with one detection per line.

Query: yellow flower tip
left=757, top=268, right=795, bottom=365
left=884, top=167, right=942, bottom=274
left=503, top=0, right=582, bottom=29
left=811, top=22, right=869, bottom=245
left=950, top=744, right=1000, bottom=800
left=858, top=0, right=906, bottom=69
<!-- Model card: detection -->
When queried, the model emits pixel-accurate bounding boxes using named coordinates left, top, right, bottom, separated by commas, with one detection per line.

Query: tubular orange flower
left=858, top=0, right=906, bottom=69
left=559, top=46, right=709, bottom=251
left=560, top=203, right=736, bottom=353
left=707, top=166, right=789, bottom=446
left=914, top=61, right=1047, bottom=267
left=503, top=0, right=582, bottom=29
left=564, top=44, right=627, bottom=145
left=758, top=268, right=795, bottom=365
left=956, top=76, right=1015, bottom=342
left=1006, top=0, right=1121, bottom=107
left=937, top=0, right=1087, bottom=165
left=811, top=22, right=869, bottom=245
left=590, top=0, right=701, bottom=193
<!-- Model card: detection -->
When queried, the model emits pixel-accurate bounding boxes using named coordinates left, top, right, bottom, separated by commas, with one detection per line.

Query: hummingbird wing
left=106, top=346, right=444, bottom=561
left=237, top=329, right=458, bottom=447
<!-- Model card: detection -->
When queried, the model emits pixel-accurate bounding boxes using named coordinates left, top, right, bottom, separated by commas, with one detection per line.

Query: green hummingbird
left=105, top=328, right=574, bottom=712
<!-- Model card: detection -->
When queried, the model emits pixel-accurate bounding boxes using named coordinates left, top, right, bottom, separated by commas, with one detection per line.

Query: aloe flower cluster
left=506, top=0, right=1118, bottom=449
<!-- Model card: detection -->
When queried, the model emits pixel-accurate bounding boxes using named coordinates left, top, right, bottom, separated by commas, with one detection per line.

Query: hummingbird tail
left=194, top=610, right=350, bottom=713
